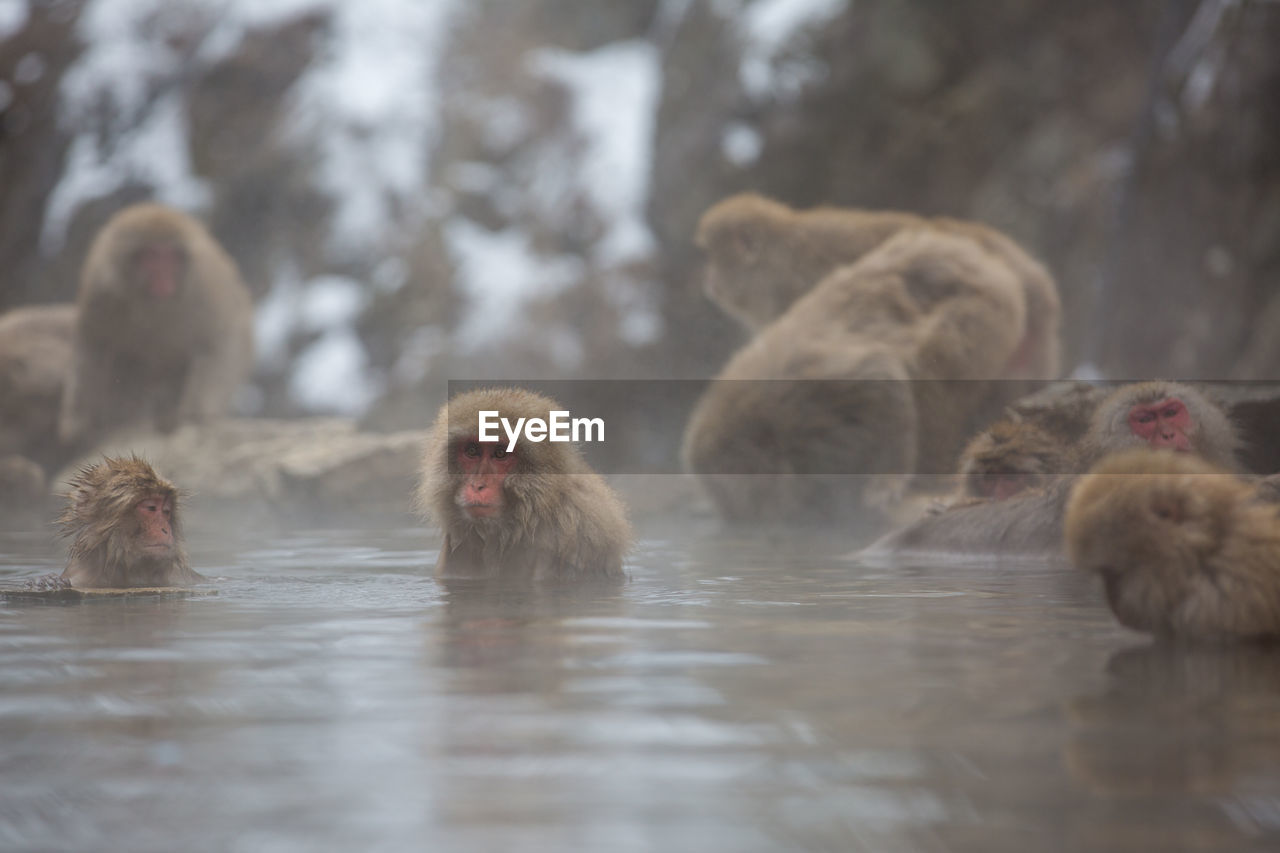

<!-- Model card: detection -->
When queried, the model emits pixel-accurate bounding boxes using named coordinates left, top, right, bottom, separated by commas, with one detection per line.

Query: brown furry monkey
left=0, top=303, right=76, bottom=470
left=59, top=204, right=254, bottom=444
left=863, top=381, right=1241, bottom=557
left=1066, top=450, right=1280, bottom=642
left=695, top=192, right=1061, bottom=380
left=956, top=418, right=1071, bottom=502
left=31, top=456, right=205, bottom=589
left=417, top=387, right=631, bottom=581
left=684, top=227, right=1031, bottom=527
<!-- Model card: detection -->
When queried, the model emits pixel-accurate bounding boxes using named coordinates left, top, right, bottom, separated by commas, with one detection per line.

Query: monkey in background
left=1066, top=450, right=1280, bottom=642
left=59, top=203, right=255, bottom=445
left=0, top=303, right=77, bottom=471
left=954, top=418, right=1071, bottom=503
left=684, top=225, right=1034, bottom=528
left=862, top=381, right=1242, bottom=557
left=695, top=192, right=1061, bottom=380
left=417, top=387, right=632, bottom=581
left=27, top=456, right=205, bottom=590
left=0, top=454, right=48, bottom=521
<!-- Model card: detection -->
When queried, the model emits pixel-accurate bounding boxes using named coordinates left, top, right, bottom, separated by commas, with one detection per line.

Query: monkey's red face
left=135, top=493, right=175, bottom=551
left=135, top=244, right=186, bottom=300
left=1128, top=398, right=1193, bottom=451
left=456, top=439, right=517, bottom=519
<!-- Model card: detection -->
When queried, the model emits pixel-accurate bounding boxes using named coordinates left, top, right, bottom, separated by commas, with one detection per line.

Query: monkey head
left=695, top=193, right=800, bottom=330
left=95, top=204, right=196, bottom=303
left=60, top=455, right=186, bottom=576
left=959, top=420, right=1066, bottom=500
left=129, top=240, right=188, bottom=300
left=1086, top=381, right=1239, bottom=470
left=420, top=387, right=592, bottom=532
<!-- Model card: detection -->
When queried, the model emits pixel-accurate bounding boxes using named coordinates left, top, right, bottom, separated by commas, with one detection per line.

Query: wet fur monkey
left=956, top=418, right=1069, bottom=502
left=417, top=388, right=632, bottom=581
left=59, top=204, right=255, bottom=444
left=1067, top=451, right=1280, bottom=642
left=32, top=456, right=205, bottom=589
left=864, top=381, right=1242, bottom=557
left=684, top=226, right=1040, bottom=528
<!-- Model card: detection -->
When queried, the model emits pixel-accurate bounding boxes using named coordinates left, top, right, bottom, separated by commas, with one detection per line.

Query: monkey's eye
left=462, top=442, right=482, bottom=458
left=1134, top=411, right=1155, bottom=424
left=493, top=448, right=510, bottom=460
left=1163, top=407, right=1180, bottom=419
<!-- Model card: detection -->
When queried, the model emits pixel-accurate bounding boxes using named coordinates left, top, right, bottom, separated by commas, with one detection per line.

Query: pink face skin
left=137, top=244, right=184, bottom=299
left=455, top=439, right=517, bottom=520
left=985, top=474, right=1030, bottom=501
left=135, top=493, right=175, bottom=551
left=1128, top=398, right=1193, bottom=451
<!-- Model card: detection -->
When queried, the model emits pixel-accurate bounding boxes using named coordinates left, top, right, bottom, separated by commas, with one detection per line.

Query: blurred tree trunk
left=1097, top=0, right=1280, bottom=379
left=0, top=4, right=82, bottom=309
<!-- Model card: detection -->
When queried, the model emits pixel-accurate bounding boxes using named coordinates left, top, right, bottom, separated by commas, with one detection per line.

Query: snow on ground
left=44, top=92, right=211, bottom=249
left=527, top=39, right=663, bottom=345
left=44, top=0, right=456, bottom=258
left=721, top=121, right=764, bottom=166
left=38, top=0, right=459, bottom=414
left=291, top=328, right=382, bottom=415
left=531, top=40, right=659, bottom=268
left=286, top=0, right=457, bottom=256
left=257, top=272, right=382, bottom=415
left=33, top=0, right=844, bottom=407
left=445, top=217, right=584, bottom=358
left=0, top=0, right=28, bottom=41
left=735, top=0, right=847, bottom=98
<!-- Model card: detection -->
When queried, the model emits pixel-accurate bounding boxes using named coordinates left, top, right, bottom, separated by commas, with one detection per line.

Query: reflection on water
left=2, top=524, right=1280, bottom=852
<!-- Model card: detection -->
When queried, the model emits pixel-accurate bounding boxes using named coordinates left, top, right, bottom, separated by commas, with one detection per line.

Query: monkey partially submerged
left=1067, top=450, right=1280, bottom=643
left=22, top=456, right=206, bottom=591
left=955, top=418, right=1070, bottom=503
left=863, top=381, right=1242, bottom=557
left=417, top=387, right=632, bottom=581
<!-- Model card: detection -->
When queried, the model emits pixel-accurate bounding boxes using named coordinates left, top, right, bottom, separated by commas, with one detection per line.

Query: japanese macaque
left=1081, top=381, right=1239, bottom=469
left=956, top=418, right=1071, bottom=501
left=39, top=456, right=205, bottom=589
left=0, top=303, right=76, bottom=469
left=862, top=381, right=1240, bottom=557
left=1066, top=451, right=1280, bottom=642
left=59, top=204, right=254, bottom=444
left=684, top=226, right=1036, bottom=527
left=417, top=388, right=632, bottom=581
left=0, top=454, right=47, bottom=513
left=695, top=192, right=1061, bottom=380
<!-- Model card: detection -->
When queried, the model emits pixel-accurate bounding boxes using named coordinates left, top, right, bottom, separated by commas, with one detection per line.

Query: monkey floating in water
left=5, top=456, right=214, bottom=601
